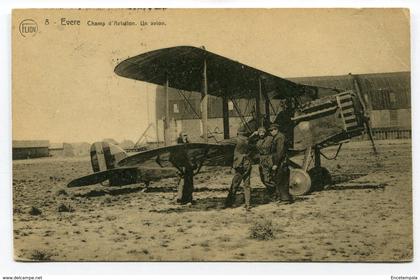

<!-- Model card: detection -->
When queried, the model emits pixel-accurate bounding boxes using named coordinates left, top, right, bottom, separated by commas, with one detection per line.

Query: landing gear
left=260, top=145, right=333, bottom=196
left=288, top=145, right=332, bottom=195
left=308, top=166, right=331, bottom=191
left=288, top=146, right=313, bottom=196
left=307, top=146, right=331, bottom=191
left=289, top=168, right=311, bottom=196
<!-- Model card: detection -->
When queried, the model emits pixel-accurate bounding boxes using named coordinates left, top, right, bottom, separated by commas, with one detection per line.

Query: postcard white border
left=1, top=0, right=419, bottom=278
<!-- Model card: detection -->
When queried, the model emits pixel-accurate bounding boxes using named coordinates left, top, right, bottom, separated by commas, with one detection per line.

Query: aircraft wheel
left=289, top=168, right=312, bottom=196
left=308, top=167, right=332, bottom=192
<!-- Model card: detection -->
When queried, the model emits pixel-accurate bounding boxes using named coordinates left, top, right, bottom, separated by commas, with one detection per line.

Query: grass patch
left=28, top=206, right=42, bottom=216
left=249, top=218, right=275, bottom=240
left=30, top=249, right=52, bottom=261
left=56, top=189, right=68, bottom=196
left=57, top=203, right=74, bottom=212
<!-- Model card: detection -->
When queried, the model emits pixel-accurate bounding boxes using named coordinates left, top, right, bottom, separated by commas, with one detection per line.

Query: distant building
left=118, top=139, right=135, bottom=150
left=48, top=142, right=92, bottom=158
left=102, top=138, right=119, bottom=145
left=154, top=71, right=410, bottom=142
left=61, top=143, right=75, bottom=157
left=49, top=143, right=64, bottom=157
left=63, top=142, right=91, bottom=157
left=12, top=140, right=50, bottom=160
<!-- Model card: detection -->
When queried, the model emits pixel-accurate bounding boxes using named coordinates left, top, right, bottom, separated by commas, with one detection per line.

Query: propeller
left=363, top=113, right=378, bottom=154
left=353, top=77, right=378, bottom=154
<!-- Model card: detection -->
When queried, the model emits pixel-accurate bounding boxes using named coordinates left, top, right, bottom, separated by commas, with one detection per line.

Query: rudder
left=90, top=141, right=128, bottom=172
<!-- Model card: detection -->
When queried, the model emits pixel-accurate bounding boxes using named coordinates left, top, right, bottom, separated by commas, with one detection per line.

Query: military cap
left=268, top=123, right=280, bottom=130
left=257, top=126, right=267, bottom=133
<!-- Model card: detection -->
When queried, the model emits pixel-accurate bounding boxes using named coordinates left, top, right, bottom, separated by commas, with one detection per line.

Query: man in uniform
left=268, top=123, right=294, bottom=204
left=224, top=126, right=252, bottom=210
left=172, top=132, right=195, bottom=205
left=254, top=127, right=275, bottom=195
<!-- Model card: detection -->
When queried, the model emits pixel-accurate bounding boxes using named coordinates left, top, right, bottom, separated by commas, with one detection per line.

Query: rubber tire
left=289, top=168, right=312, bottom=196
left=308, top=167, right=332, bottom=192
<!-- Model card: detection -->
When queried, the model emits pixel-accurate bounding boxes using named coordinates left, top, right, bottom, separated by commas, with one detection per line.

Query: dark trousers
left=180, top=168, right=194, bottom=203
left=273, top=164, right=292, bottom=201
left=225, top=162, right=251, bottom=208
left=259, top=155, right=275, bottom=193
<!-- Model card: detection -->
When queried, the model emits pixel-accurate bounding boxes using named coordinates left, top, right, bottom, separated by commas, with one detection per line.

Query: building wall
left=290, top=72, right=411, bottom=110
left=156, top=72, right=410, bottom=120
left=49, top=148, right=64, bottom=157
left=12, top=147, right=49, bottom=160
left=160, top=116, right=263, bottom=144
left=154, top=72, right=411, bottom=141
left=155, top=86, right=283, bottom=121
left=370, top=109, right=411, bottom=129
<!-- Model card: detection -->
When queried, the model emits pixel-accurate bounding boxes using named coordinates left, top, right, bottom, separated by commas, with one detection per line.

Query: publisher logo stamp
left=19, top=19, right=38, bottom=37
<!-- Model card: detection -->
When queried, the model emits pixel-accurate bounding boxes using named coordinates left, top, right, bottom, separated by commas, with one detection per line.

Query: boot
left=244, top=187, right=251, bottom=210
left=266, top=186, right=276, bottom=199
left=224, top=192, right=235, bottom=208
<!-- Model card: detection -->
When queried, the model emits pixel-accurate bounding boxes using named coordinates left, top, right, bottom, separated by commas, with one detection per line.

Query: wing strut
left=164, top=76, right=171, bottom=146
left=201, top=57, right=208, bottom=143
left=255, top=77, right=265, bottom=127
left=222, top=96, right=230, bottom=139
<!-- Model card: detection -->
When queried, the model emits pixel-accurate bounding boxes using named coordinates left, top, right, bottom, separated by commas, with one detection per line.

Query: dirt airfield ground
left=12, top=140, right=412, bottom=262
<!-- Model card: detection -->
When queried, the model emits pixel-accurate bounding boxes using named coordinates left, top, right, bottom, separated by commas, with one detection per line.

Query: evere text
left=60, top=18, right=165, bottom=27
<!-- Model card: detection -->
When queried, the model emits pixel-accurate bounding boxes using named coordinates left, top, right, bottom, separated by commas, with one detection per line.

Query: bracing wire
left=230, top=98, right=252, bottom=133
left=176, top=89, right=220, bottom=143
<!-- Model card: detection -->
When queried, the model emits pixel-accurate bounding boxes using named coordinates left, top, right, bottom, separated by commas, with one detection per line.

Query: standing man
left=224, top=126, right=252, bottom=210
left=268, top=123, right=294, bottom=204
left=172, top=132, right=195, bottom=205
left=254, top=127, right=275, bottom=195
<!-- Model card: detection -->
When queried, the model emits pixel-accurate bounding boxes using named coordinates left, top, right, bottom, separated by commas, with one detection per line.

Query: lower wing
left=118, top=143, right=235, bottom=168
left=68, top=166, right=178, bottom=187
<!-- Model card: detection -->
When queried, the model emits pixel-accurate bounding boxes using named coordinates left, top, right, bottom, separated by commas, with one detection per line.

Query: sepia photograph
left=12, top=8, right=412, bottom=262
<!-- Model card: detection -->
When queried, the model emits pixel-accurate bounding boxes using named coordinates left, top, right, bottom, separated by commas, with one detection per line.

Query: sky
left=12, top=9, right=410, bottom=143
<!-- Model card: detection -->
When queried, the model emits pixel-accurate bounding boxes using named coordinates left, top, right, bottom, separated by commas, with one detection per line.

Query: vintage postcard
left=12, top=8, right=412, bottom=261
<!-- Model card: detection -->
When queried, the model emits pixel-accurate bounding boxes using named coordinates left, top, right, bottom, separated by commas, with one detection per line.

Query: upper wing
left=117, top=143, right=235, bottom=168
left=114, top=46, right=314, bottom=99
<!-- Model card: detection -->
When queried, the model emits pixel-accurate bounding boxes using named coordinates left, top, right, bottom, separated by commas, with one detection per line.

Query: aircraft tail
left=90, top=141, right=128, bottom=172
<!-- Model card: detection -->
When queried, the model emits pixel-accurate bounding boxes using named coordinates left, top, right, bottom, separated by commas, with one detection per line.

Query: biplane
left=68, top=46, right=377, bottom=196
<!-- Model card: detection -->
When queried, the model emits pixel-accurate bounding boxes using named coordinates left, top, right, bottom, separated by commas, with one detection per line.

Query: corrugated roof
left=13, top=140, right=50, bottom=148
left=156, top=71, right=411, bottom=121
left=289, top=71, right=411, bottom=109
left=290, top=72, right=408, bottom=90
left=288, top=72, right=410, bottom=87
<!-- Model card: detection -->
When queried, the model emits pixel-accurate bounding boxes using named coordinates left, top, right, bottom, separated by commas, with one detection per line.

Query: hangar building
left=12, top=140, right=50, bottom=160
left=153, top=71, right=410, bottom=144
